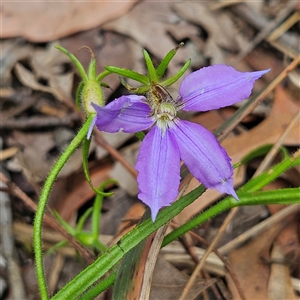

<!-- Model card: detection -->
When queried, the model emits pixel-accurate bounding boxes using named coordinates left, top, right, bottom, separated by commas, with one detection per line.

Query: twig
left=253, top=110, right=300, bottom=176
left=230, top=2, right=299, bottom=51
left=186, top=230, right=244, bottom=300
left=0, top=172, right=94, bottom=264
left=267, top=11, right=300, bottom=43
left=48, top=253, right=65, bottom=294
left=179, top=208, right=246, bottom=300
left=0, top=113, right=81, bottom=129
left=174, top=232, right=221, bottom=300
left=232, top=0, right=297, bottom=65
left=0, top=173, right=27, bottom=299
left=218, top=204, right=300, bottom=256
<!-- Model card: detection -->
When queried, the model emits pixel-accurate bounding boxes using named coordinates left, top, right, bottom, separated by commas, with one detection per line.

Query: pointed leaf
left=105, top=66, right=149, bottom=85
left=156, top=42, right=184, bottom=79
left=82, top=137, right=114, bottom=197
left=55, top=45, right=88, bottom=82
left=143, top=49, right=158, bottom=83
left=160, top=59, right=191, bottom=87
left=87, top=58, right=97, bottom=80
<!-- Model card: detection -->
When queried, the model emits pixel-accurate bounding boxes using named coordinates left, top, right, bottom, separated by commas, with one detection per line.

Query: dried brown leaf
left=226, top=223, right=282, bottom=299
left=268, top=244, right=298, bottom=300
left=150, top=258, right=216, bottom=300
left=1, top=1, right=137, bottom=42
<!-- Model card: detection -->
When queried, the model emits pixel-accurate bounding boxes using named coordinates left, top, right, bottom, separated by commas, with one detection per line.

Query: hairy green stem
left=80, top=272, right=117, bottom=300
left=162, top=153, right=300, bottom=246
left=33, top=116, right=94, bottom=299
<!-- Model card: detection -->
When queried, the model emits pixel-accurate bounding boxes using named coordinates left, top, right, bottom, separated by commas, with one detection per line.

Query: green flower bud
left=82, top=79, right=104, bottom=114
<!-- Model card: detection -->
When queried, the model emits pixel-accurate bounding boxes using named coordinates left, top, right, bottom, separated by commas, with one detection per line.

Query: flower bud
left=82, top=80, right=104, bottom=114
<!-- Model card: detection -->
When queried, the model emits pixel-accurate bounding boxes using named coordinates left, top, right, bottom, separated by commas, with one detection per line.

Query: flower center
left=147, top=84, right=179, bottom=132
left=155, top=102, right=177, bottom=132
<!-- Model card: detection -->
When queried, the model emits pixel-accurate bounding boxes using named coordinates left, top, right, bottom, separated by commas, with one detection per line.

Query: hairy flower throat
left=148, top=84, right=178, bottom=132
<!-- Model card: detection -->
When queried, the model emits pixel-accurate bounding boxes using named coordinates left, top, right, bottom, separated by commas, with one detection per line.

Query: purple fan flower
left=91, top=65, right=270, bottom=221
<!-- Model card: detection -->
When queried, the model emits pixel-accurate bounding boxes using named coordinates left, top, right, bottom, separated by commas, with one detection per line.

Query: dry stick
left=0, top=176, right=27, bottom=299
left=218, top=204, right=300, bottom=256
left=174, top=227, right=225, bottom=300
left=254, top=110, right=300, bottom=176
left=219, top=111, right=300, bottom=256
left=141, top=180, right=192, bottom=300
left=232, top=0, right=296, bottom=65
left=267, top=11, right=300, bottom=43
left=218, top=55, right=300, bottom=143
left=230, top=2, right=298, bottom=55
left=0, top=113, right=81, bottom=129
left=185, top=229, right=244, bottom=300
left=180, top=54, right=300, bottom=300
left=48, top=253, right=65, bottom=294
left=179, top=208, right=245, bottom=300
left=0, top=172, right=94, bottom=264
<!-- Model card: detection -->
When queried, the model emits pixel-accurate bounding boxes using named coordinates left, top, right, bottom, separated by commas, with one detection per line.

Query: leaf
left=150, top=258, right=216, bottom=300
left=226, top=223, right=283, bottom=299
left=2, top=1, right=138, bottom=41
left=268, top=244, right=298, bottom=300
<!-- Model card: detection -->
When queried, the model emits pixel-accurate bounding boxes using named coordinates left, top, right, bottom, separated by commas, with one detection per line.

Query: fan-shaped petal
left=136, top=126, right=181, bottom=221
left=93, top=95, right=154, bottom=133
left=171, top=120, right=238, bottom=199
left=179, top=65, right=270, bottom=111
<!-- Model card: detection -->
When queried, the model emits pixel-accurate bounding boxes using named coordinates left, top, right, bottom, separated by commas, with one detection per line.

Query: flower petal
left=87, top=115, right=96, bottom=140
left=136, top=126, right=181, bottom=221
left=171, top=120, right=238, bottom=199
left=179, top=65, right=270, bottom=111
left=93, top=95, right=154, bottom=133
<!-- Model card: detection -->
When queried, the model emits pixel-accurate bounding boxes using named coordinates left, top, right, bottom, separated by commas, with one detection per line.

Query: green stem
left=92, top=179, right=117, bottom=241
left=80, top=272, right=116, bottom=300
left=162, top=153, right=300, bottom=247
left=55, top=45, right=88, bottom=82
left=52, top=186, right=299, bottom=299
left=51, top=185, right=206, bottom=299
left=33, top=116, right=94, bottom=300
left=96, top=70, right=112, bottom=83
left=162, top=188, right=300, bottom=247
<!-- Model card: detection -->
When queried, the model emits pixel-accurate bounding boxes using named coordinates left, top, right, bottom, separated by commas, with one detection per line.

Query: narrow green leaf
left=105, top=66, right=149, bottom=85
left=160, top=59, right=191, bottom=87
left=96, top=70, right=112, bottom=83
left=53, top=210, right=76, bottom=236
left=163, top=153, right=300, bottom=246
left=237, top=188, right=300, bottom=205
left=119, top=77, right=140, bottom=92
left=55, top=45, right=88, bottom=82
left=92, top=179, right=118, bottom=240
left=51, top=185, right=206, bottom=299
left=239, top=154, right=300, bottom=194
left=87, top=58, right=97, bottom=80
left=240, top=144, right=289, bottom=165
left=162, top=187, right=300, bottom=248
left=156, top=42, right=184, bottom=79
left=46, top=240, right=69, bottom=256
left=99, top=82, right=110, bottom=89
left=80, top=272, right=116, bottom=300
left=77, top=207, right=93, bottom=231
left=143, top=49, right=158, bottom=83
left=82, top=137, right=114, bottom=197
